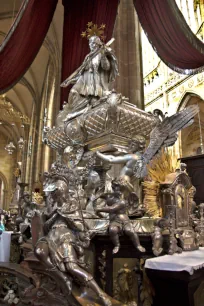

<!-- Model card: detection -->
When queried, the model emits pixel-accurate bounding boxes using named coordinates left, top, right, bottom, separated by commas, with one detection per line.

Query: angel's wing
left=135, top=105, right=199, bottom=178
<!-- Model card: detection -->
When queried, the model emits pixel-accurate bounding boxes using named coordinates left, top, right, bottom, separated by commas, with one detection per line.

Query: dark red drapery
left=0, top=0, right=58, bottom=94
left=133, top=0, right=204, bottom=74
left=61, top=0, right=119, bottom=106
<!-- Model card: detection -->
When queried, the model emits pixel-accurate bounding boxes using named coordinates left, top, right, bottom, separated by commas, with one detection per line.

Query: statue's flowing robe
left=67, top=49, right=118, bottom=112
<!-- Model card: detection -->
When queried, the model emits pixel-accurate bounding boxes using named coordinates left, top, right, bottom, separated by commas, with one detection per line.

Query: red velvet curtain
left=0, top=0, right=58, bottom=94
left=133, top=0, right=204, bottom=74
left=61, top=0, right=119, bottom=106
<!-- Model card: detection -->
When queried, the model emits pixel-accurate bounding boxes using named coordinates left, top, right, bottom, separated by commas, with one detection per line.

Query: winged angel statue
left=97, top=105, right=199, bottom=184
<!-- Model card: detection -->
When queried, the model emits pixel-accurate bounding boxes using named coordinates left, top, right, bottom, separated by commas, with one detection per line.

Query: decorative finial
left=81, top=22, right=106, bottom=40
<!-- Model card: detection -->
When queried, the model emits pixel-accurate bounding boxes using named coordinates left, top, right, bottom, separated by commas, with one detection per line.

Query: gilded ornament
left=171, top=91, right=177, bottom=98
left=87, top=21, right=93, bottom=27
left=32, top=192, right=43, bottom=205
left=14, top=168, right=21, bottom=178
left=179, top=85, right=184, bottom=93
left=197, top=73, right=204, bottom=82
left=0, top=95, right=30, bottom=125
left=81, top=22, right=106, bottom=40
left=142, top=150, right=180, bottom=218
left=81, top=31, right=87, bottom=38
left=188, top=79, right=194, bottom=88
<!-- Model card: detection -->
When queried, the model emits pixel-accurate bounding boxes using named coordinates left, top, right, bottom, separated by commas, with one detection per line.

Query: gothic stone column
left=113, top=0, right=144, bottom=110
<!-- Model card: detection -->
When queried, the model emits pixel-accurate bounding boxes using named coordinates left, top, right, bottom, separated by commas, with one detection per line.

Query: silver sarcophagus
left=44, top=94, right=158, bottom=153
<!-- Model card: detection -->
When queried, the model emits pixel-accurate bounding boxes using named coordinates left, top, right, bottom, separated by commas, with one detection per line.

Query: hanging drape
left=61, top=0, right=119, bottom=106
left=2, top=0, right=204, bottom=98
left=0, top=0, right=58, bottom=94
left=133, top=0, right=204, bottom=74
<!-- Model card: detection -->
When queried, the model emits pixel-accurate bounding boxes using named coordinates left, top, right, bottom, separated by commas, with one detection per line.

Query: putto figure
left=96, top=181, right=146, bottom=254
left=60, top=23, right=118, bottom=120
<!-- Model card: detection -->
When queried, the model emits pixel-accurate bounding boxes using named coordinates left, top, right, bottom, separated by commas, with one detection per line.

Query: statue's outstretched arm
left=60, top=55, right=89, bottom=87
left=60, top=76, right=79, bottom=87
left=96, top=151, right=132, bottom=164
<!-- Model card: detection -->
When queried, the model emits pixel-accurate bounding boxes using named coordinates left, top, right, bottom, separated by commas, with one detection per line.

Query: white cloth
left=0, top=231, right=13, bottom=262
left=145, top=248, right=204, bottom=275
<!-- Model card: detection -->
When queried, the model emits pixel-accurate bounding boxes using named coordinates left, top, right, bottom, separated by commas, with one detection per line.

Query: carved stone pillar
left=3, top=189, right=9, bottom=210
left=25, top=103, right=36, bottom=191
left=111, top=0, right=144, bottom=197
left=33, top=60, right=56, bottom=185
left=113, top=0, right=144, bottom=110
left=0, top=180, right=2, bottom=207
left=41, top=61, right=56, bottom=173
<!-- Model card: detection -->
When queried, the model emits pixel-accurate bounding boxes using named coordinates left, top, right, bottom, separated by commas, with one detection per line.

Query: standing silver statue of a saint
left=60, top=27, right=118, bottom=121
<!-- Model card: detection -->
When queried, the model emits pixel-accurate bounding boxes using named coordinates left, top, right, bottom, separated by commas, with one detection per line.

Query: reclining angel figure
left=97, top=105, right=199, bottom=182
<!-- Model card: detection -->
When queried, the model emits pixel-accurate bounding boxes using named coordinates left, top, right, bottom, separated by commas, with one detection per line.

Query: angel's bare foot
left=137, top=245, right=146, bottom=252
left=112, top=245, right=120, bottom=254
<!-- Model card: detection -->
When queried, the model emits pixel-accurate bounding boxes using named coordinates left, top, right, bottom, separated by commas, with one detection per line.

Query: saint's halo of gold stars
left=81, top=22, right=106, bottom=41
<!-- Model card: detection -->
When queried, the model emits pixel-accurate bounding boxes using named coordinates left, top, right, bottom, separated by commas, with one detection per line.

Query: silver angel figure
left=60, top=35, right=118, bottom=120
left=96, top=136, right=146, bottom=187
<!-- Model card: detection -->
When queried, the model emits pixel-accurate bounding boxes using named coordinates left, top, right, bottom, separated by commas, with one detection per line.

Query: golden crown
left=81, top=22, right=106, bottom=40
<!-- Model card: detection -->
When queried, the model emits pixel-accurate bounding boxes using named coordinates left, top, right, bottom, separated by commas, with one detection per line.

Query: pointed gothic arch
left=176, top=91, right=204, bottom=112
left=177, top=91, right=204, bottom=158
